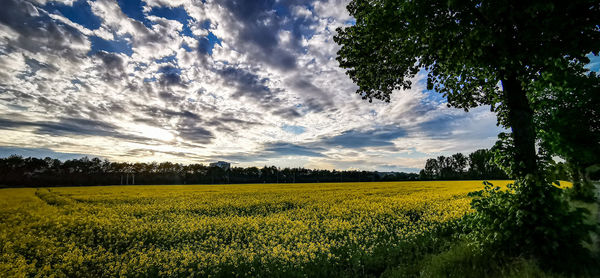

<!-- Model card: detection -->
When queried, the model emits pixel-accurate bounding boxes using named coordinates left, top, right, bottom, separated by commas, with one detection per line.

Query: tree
left=436, top=156, right=453, bottom=179
left=334, top=0, right=599, bottom=267
left=422, top=158, right=439, bottom=180
left=467, top=149, right=507, bottom=179
left=450, top=153, right=467, bottom=178
left=530, top=63, right=600, bottom=199
left=420, top=149, right=508, bottom=180
left=334, top=0, right=599, bottom=178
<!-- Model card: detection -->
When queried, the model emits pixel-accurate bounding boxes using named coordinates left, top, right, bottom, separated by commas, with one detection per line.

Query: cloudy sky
left=3, top=0, right=594, bottom=172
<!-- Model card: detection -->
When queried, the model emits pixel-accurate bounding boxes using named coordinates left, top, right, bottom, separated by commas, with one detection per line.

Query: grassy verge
left=382, top=191, right=600, bottom=277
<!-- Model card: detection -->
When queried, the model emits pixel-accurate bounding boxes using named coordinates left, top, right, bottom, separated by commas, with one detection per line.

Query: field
left=1, top=181, right=514, bottom=277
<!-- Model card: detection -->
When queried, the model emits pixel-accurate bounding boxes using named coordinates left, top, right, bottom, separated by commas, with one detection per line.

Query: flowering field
left=0, top=181, right=512, bottom=277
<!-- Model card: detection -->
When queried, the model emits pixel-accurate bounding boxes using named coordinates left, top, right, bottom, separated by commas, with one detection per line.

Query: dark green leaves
left=335, top=0, right=600, bottom=106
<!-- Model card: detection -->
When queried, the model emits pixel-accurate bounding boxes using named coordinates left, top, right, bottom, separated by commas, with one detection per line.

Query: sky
left=0, top=0, right=569, bottom=172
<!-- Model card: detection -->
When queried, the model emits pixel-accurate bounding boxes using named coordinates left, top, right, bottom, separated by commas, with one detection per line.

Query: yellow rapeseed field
left=0, top=181, right=515, bottom=277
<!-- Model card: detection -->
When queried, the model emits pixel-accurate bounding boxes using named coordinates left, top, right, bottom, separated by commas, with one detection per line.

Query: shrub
left=464, top=177, right=596, bottom=273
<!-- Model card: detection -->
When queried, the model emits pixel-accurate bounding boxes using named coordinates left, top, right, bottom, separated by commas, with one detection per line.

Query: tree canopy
left=334, top=0, right=598, bottom=105
left=531, top=61, right=600, bottom=198
left=334, top=0, right=600, bottom=177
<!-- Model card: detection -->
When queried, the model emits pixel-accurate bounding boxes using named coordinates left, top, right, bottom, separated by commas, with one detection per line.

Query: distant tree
left=418, top=169, right=428, bottom=181
left=421, top=158, right=439, bottom=180
left=450, top=153, right=467, bottom=178
left=468, top=149, right=491, bottom=179
left=435, top=156, right=450, bottom=179
left=0, top=155, right=478, bottom=186
left=419, top=149, right=507, bottom=180
left=466, top=149, right=509, bottom=180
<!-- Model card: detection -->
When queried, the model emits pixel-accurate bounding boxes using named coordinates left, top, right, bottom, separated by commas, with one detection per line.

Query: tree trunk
left=502, top=76, right=538, bottom=178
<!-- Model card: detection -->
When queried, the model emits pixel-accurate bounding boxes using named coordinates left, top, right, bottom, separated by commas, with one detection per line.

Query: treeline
left=0, top=148, right=517, bottom=187
left=419, top=149, right=509, bottom=180
left=0, top=156, right=419, bottom=187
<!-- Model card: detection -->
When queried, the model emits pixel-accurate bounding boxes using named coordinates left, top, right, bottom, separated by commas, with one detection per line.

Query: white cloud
left=313, top=0, right=352, bottom=23
left=0, top=0, right=504, bottom=171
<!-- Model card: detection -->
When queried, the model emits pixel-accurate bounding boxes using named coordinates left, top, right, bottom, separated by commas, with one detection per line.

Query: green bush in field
left=464, top=177, right=596, bottom=273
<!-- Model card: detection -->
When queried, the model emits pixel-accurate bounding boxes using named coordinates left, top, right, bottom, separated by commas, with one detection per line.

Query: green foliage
left=475, top=130, right=598, bottom=272
left=420, top=149, right=508, bottom=180
left=335, top=1, right=600, bottom=273
left=489, top=132, right=519, bottom=177
left=468, top=149, right=509, bottom=179
left=464, top=178, right=597, bottom=273
left=549, top=162, right=572, bottom=182
left=530, top=62, right=600, bottom=166
left=529, top=61, right=600, bottom=200
left=419, top=242, right=550, bottom=278
left=335, top=0, right=599, bottom=106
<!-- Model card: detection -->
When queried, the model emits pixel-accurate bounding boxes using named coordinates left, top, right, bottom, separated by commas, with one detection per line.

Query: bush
left=463, top=176, right=596, bottom=273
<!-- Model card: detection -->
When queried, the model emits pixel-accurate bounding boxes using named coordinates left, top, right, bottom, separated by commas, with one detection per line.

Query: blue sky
left=0, top=0, right=571, bottom=172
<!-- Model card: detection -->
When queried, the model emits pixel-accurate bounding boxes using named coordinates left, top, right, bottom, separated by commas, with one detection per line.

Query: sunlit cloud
left=0, top=0, right=506, bottom=171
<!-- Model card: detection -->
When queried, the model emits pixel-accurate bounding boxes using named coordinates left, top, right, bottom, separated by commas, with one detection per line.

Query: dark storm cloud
left=319, top=126, right=407, bottom=148
left=0, top=0, right=89, bottom=62
left=0, top=117, right=147, bottom=141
